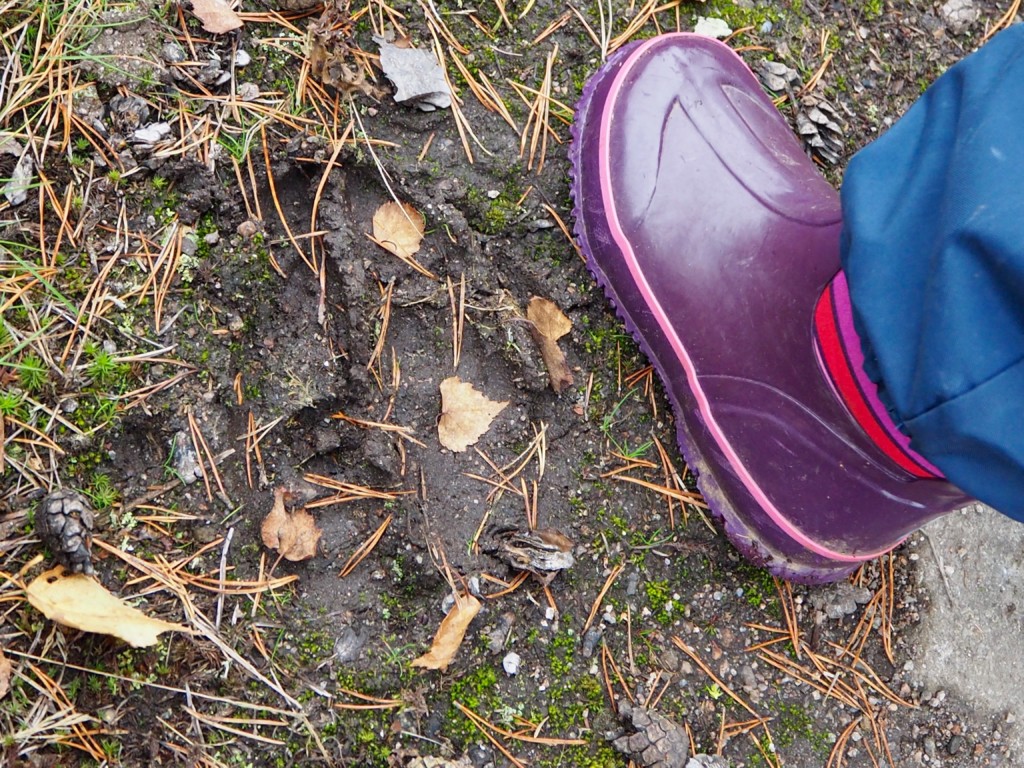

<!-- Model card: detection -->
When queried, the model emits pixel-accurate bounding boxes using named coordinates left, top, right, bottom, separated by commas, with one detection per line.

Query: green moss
left=644, top=579, right=678, bottom=625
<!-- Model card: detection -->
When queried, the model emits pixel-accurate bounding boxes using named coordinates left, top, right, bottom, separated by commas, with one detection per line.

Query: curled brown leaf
left=261, top=488, right=322, bottom=562
left=526, top=297, right=574, bottom=393
left=411, top=592, right=482, bottom=671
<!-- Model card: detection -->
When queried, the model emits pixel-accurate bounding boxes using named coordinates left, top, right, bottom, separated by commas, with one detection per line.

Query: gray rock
left=376, top=39, right=451, bottom=111
left=940, top=0, right=979, bottom=33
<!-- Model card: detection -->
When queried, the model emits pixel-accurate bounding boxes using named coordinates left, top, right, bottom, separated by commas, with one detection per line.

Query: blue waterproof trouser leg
left=841, top=24, right=1024, bottom=520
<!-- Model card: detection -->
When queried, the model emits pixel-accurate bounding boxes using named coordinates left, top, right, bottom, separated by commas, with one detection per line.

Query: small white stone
left=693, top=16, right=732, bottom=39
left=502, top=652, right=522, bottom=676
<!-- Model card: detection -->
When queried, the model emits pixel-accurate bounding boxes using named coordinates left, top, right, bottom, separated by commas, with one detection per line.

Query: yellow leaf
left=190, top=0, right=243, bottom=34
left=261, top=488, right=322, bottom=562
left=372, top=201, right=425, bottom=260
left=526, top=296, right=574, bottom=394
left=437, top=377, right=508, bottom=452
left=26, top=567, right=188, bottom=648
left=411, top=593, right=481, bottom=671
left=0, top=647, right=11, bottom=700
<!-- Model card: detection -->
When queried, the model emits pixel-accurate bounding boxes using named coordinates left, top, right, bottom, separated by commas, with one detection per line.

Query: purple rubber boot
left=569, top=34, right=972, bottom=583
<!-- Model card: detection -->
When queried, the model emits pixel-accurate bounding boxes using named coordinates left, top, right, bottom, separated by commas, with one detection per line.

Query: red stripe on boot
left=814, top=281, right=939, bottom=479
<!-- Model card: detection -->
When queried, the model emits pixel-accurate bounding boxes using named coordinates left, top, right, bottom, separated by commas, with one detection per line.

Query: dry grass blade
left=339, top=514, right=393, bottom=577
left=330, top=409, right=426, bottom=447
left=367, top=277, right=395, bottom=386
left=982, top=0, right=1021, bottom=42
left=304, top=472, right=414, bottom=506
left=93, top=540, right=315, bottom=726
left=533, top=9, right=572, bottom=44
left=187, top=407, right=230, bottom=508
left=672, top=637, right=760, bottom=719
left=261, top=124, right=316, bottom=277
left=334, top=686, right=403, bottom=710
left=568, top=3, right=603, bottom=52
left=14, top=662, right=104, bottom=760
left=447, top=273, right=466, bottom=370
left=611, top=473, right=709, bottom=508
left=582, top=563, right=624, bottom=633
left=182, top=707, right=287, bottom=746
left=449, top=50, right=518, bottom=132
left=608, top=0, right=683, bottom=53
left=516, top=45, right=559, bottom=172
left=539, top=202, right=583, bottom=262
left=454, top=700, right=586, bottom=746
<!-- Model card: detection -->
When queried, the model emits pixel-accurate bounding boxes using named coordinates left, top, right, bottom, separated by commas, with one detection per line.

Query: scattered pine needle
left=582, top=563, right=624, bottom=634
left=339, top=514, right=393, bottom=578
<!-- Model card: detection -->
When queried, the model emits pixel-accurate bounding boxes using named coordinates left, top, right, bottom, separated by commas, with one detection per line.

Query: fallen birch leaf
left=25, top=567, right=187, bottom=648
left=190, top=0, right=243, bottom=34
left=0, top=647, right=10, bottom=699
left=372, top=201, right=425, bottom=260
left=411, top=592, right=481, bottom=671
left=261, top=488, right=322, bottom=562
left=526, top=297, right=574, bottom=394
left=438, top=377, right=508, bottom=452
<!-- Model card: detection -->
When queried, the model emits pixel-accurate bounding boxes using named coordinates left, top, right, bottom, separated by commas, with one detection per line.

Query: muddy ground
left=2, top=0, right=1021, bottom=766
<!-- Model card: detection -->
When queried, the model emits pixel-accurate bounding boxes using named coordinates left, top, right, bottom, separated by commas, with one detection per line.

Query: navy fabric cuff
left=840, top=24, right=1024, bottom=520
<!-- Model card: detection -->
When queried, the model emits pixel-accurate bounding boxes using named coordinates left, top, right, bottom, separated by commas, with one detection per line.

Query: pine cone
left=612, top=702, right=691, bottom=768
left=37, top=490, right=96, bottom=575
left=796, top=95, right=846, bottom=166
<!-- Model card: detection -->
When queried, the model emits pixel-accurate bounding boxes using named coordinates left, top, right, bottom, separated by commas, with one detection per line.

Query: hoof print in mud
left=37, top=489, right=96, bottom=576
left=611, top=701, right=690, bottom=768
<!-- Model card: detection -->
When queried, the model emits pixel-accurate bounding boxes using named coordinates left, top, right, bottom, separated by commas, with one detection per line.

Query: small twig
left=215, top=526, right=235, bottom=630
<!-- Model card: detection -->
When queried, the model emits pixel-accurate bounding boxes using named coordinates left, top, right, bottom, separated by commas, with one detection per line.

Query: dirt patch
left=1, top=0, right=1020, bottom=766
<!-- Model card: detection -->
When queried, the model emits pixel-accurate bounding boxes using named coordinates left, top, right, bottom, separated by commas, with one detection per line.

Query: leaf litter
left=437, top=376, right=508, bottom=452
left=25, top=567, right=189, bottom=648
left=411, top=591, right=482, bottom=672
left=189, top=0, right=243, bottom=35
left=526, top=296, right=574, bottom=393
left=261, top=487, right=323, bottom=562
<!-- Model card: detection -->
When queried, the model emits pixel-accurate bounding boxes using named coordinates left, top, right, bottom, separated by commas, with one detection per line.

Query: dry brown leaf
left=0, top=647, right=11, bottom=699
left=411, top=592, right=481, bottom=671
left=438, top=377, right=508, bottom=452
left=261, top=488, right=322, bottom=562
left=526, top=296, right=574, bottom=394
left=190, top=0, right=243, bottom=34
left=25, top=567, right=188, bottom=648
left=372, top=202, right=425, bottom=260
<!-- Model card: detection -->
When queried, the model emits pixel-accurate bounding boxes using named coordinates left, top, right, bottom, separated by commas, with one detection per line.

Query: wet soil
left=3, top=1, right=1021, bottom=767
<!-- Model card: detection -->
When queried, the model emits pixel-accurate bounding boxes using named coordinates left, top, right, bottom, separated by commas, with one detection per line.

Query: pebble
left=947, top=735, right=965, bottom=756
left=940, top=0, right=979, bottom=33
left=237, top=219, right=260, bottom=239
left=923, top=735, right=937, bottom=759
left=333, top=626, right=366, bottom=663
left=581, top=626, right=603, bottom=657
left=238, top=82, right=260, bottom=102
left=502, top=652, right=521, bottom=676
left=625, top=571, right=639, bottom=596
left=171, top=430, right=203, bottom=484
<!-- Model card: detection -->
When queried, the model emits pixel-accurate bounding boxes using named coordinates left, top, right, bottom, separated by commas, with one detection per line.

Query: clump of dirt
left=1, top=0, right=1019, bottom=766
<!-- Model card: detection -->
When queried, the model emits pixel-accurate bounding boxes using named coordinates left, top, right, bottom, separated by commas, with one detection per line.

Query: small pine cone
left=796, top=95, right=846, bottom=166
left=37, top=490, right=96, bottom=575
left=612, top=702, right=690, bottom=768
